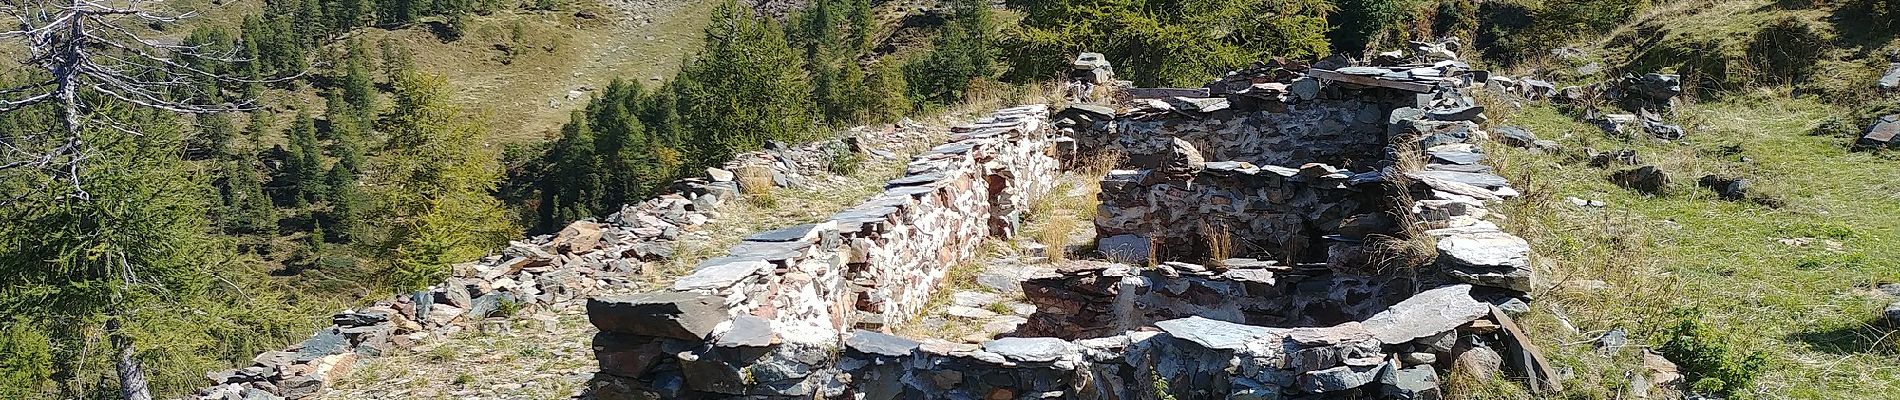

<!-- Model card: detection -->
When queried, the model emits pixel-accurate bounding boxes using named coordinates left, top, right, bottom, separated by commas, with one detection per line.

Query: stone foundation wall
left=590, top=285, right=1523, bottom=400
left=1093, top=159, right=1392, bottom=264
left=1016, top=260, right=1415, bottom=340
left=660, top=105, right=1058, bottom=334
left=193, top=120, right=944, bottom=400
left=587, top=54, right=1558, bottom=399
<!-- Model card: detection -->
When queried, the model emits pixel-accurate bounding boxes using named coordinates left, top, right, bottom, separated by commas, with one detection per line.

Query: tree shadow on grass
left=1826, top=1, right=1900, bottom=59
left=1790, top=317, right=1900, bottom=355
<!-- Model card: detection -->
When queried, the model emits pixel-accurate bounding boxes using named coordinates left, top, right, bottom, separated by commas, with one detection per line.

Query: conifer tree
left=905, top=0, right=996, bottom=107
left=675, top=0, right=816, bottom=160
left=223, top=157, right=277, bottom=234
left=286, top=110, right=326, bottom=203
left=375, top=71, right=517, bottom=289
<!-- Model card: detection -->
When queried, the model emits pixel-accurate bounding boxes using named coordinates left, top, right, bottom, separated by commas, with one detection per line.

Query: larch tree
left=0, top=1, right=289, bottom=398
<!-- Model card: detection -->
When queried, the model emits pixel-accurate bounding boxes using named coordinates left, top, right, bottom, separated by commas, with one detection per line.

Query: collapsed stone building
left=581, top=50, right=1552, bottom=399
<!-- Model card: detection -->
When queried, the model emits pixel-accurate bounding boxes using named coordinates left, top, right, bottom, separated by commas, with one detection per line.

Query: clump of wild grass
left=1199, top=222, right=1233, bottom=267
left=736, top=164, right=778, bottom=208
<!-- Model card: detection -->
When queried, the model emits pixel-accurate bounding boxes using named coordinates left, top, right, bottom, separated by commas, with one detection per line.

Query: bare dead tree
left=0, top=0, right=292, bottom=200
left=0, top=2, right=295, bottom=399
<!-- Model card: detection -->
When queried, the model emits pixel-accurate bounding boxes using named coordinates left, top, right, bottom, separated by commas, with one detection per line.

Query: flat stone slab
left=951, top=291, right=1002, bottom=308
left=745, top=224, right=818, bottom=242
left=588, top=292, right=728, bottom=339
left=294, top=328, right=348, bottom=361
left=674, top=259, right=771, bottom=291
left=1437, top=232, right=1531, bottom=269
left=1360, top=284, right=1490, bottom=344
left=1407, top=170, right=1509, bottom=189
left=1428, top=150, right=1486, bottom=165
left=886, top=172, right=947, bottom=188
left=1156, top=316, right=1284, bottom=350
left=982, top=337, right=1073, bottom=363
left=714, top=315, right=774, bottom=347
left=846, top=330, right=921, bottom=357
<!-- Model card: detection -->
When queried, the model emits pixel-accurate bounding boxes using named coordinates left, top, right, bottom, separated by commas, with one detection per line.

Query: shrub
left=1657, top=308, right=1769, bottom=397
left=826, top=145, right=863, bottom=176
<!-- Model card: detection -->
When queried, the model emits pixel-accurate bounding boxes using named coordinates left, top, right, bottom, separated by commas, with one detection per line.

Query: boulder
left=1493, top=126, right=1538, bottom=148
left=1437, top=233, right=1529, bottom=270
left=1437, top=232, right=1533, bottom=292
left=549, top=221, right=605, bottom=254
left=1696, top=175, right=1749, bottom=201
left=713, top=314, right=774, bottom=348
left=1378, top=364, right=1442, bottom=400
left=438, top=278, right=473, bottom=310
left=424, top=304, right=464, bottom=326
left=706, top=167, right=735, bottom=182
left=1859, top=115, right=1899, bottom=148
left=587, top=292, right=729, bottom=339
left=1451, top=344, right=1502, bottom=380
left=294, top=328, right=349, bottom=361
left=1299, top=364, right=1381, bottom=393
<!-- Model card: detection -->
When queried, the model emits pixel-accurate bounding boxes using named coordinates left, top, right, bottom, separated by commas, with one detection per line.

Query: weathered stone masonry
left=586, top=50, right=1556, bottom=399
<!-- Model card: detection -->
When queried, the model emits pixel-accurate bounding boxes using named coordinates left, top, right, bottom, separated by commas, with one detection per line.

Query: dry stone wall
left=192, top=123, right=939, bottom=400
left=585, top=104, right=1064, bottom=398
left=586, top=48, right=1556, bottom=399
left=657, top=104, right=1058, bottom=334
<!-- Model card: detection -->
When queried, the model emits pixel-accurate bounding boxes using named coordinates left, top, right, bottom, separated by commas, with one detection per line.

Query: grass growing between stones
left=1484, top=89, right=1900, bottom=399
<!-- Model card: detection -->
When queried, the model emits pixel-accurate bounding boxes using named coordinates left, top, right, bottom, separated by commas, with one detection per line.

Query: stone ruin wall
left=1017, top=261, right=1414, bottom=340
left=584, top=54, right=1560, bottom=400
left=654, top=104, right=1061, bottom=334
left=191, top=122, right=937, bottom=400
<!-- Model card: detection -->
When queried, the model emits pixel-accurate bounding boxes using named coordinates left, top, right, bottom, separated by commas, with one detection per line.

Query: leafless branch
left=0, top=0, right=297, bottom=200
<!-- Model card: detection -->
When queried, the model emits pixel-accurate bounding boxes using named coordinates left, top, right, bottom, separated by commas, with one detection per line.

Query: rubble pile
left=710, top=123, right=935, bottom=191
left=583, top=50, right=1553, bottom=399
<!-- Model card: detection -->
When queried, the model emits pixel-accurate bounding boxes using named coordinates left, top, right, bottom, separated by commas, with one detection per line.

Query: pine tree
left=905, top=0, right=996, bottom=107
left=330, top=0, right=371, bottom=34
left=863, top=61, right=911, bottom=123
left=592, top=80, right=651, bottom=209
left=0, top=108, right=216, bottom=398
left=675, top=0, right=816, bottom=160
left=342, top=39, right=379, bottom=129
left=222, top=157, right=278, bottom=234
left=194, top=113, right=239, bottom=160
left=541, top=110, right=601, bottom=231
left=375, top=71, right=517, bottom=289
left=286, top=109, right=326, bottom=203
left=323, top=163, right=364, bottom=243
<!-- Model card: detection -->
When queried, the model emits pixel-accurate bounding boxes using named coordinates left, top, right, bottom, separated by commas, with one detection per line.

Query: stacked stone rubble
left=584, top=55, right=1557, bottom=399
left=194, top=123, right=935, bottom=400
left=586, top=104, right=1063, bottom=398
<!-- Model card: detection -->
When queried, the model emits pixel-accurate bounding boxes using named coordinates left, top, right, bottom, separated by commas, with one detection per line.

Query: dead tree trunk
left=105, top=318, right=151, bottom=400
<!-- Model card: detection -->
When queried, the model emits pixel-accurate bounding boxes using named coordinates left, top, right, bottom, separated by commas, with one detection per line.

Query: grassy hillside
left=356, top=2, right=717, bottom=142
left=1472, top=0, right=1900, bottom=398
